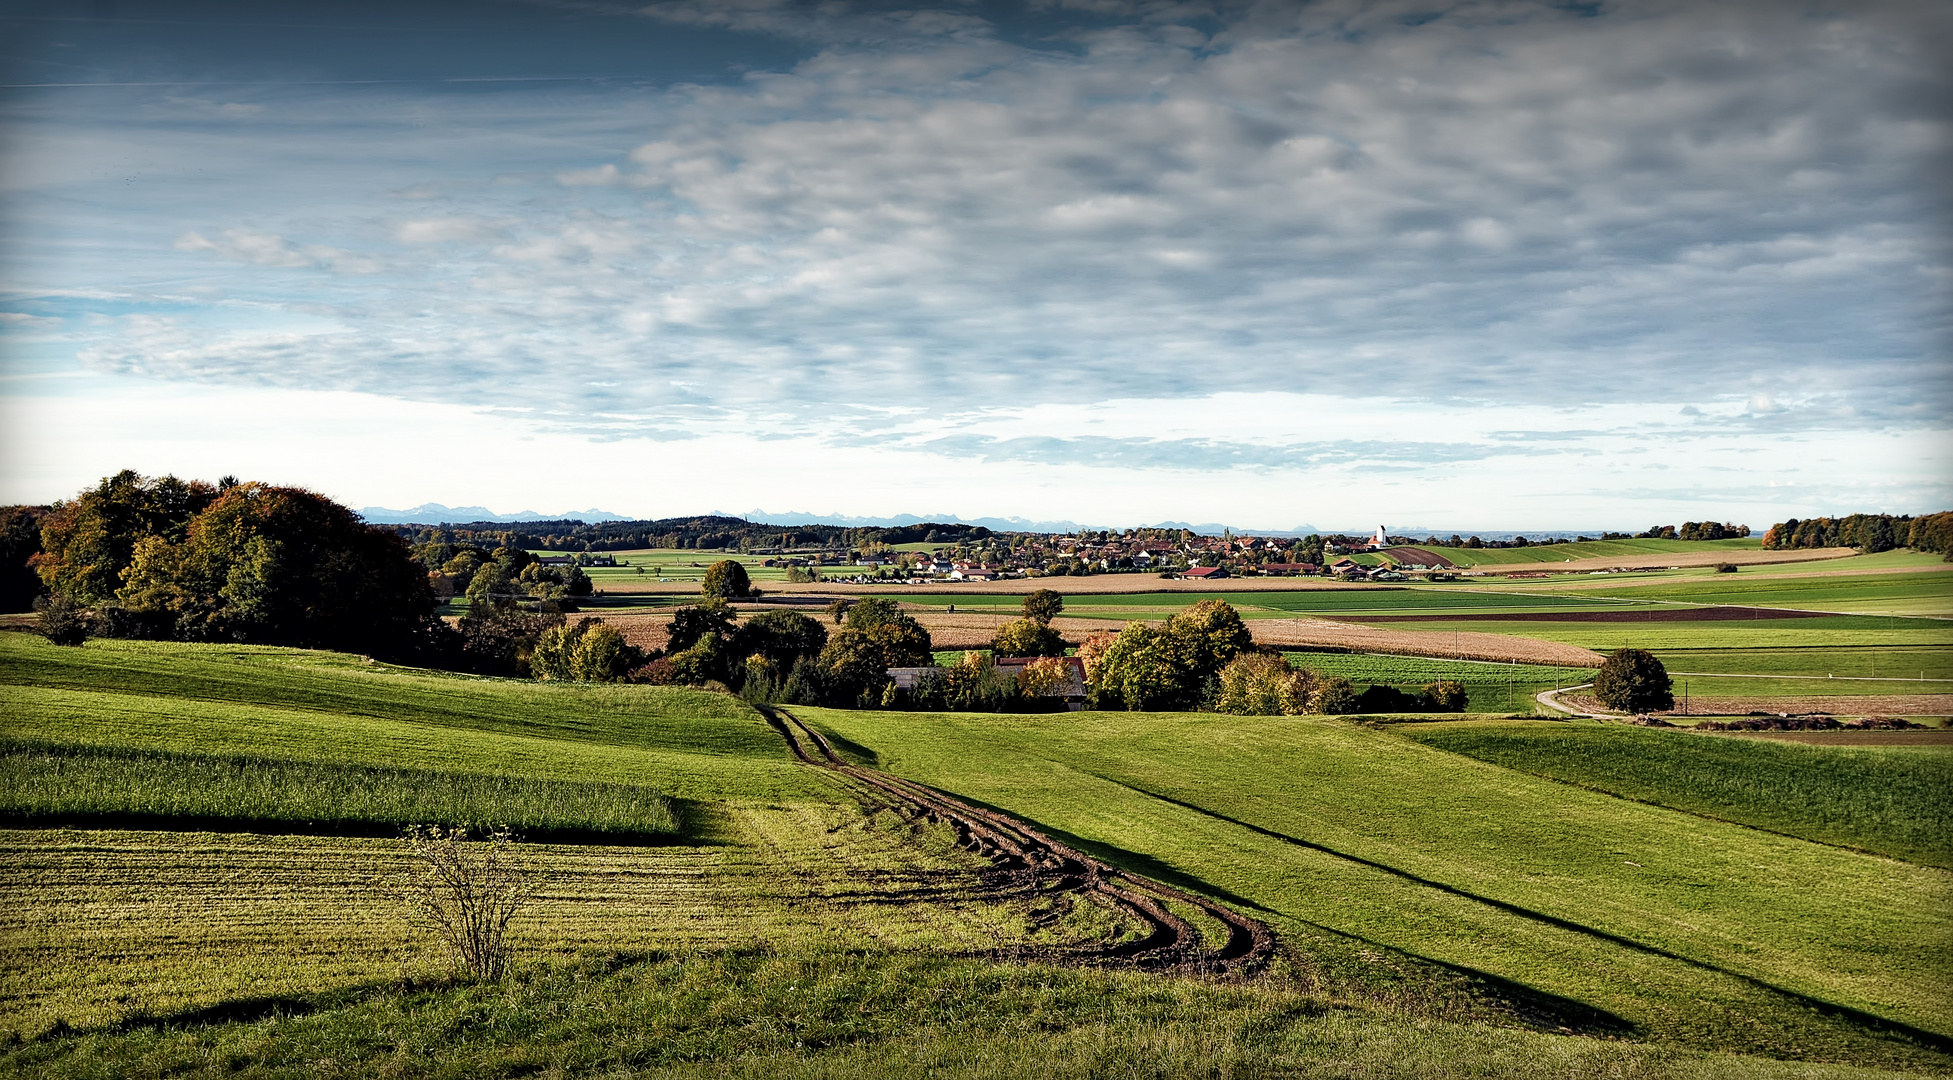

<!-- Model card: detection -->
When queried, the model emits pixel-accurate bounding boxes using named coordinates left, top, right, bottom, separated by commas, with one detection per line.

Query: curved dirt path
left=762, top=706, right=1274, bottom=977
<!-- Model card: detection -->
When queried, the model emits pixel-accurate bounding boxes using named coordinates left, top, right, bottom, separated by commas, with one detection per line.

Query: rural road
left=1536, top=683, right=1605, bottom=718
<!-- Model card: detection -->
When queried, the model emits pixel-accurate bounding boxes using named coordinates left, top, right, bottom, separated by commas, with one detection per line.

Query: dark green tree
left=32, top=470, right=219, bottom=604
left=1020, top=588, right=1064, bottom=624
left=0, top=506, right=45, bottom=613
left=1593, top=648, right=1675, bottom=713
left=666, top=599, right=738, bottom=653
left=701, top=559, right=754, bottom=599
left=735, top=608, right=828, bottom=671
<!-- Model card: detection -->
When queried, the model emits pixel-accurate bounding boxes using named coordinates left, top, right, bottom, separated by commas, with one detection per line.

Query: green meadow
left=1398, top=721, right=1953, bottom=867
left=802, top=705, right=1952, bottom=1070
left=1404, top=538, right=1763, bottom=568
left=3, top=624, right=1951, bottom=1076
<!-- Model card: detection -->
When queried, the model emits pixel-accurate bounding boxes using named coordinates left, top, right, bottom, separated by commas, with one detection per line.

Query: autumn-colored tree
left=701, top=559, right=755, bottom=599
left=108, top=480, right=434, bottom=653
left=990, top=617, right=1065, bottom=658
left=1214, top=653, right=1313, bottom=715
left=33, top=470, right=218, bottom=604
left=1020, top=588, right=1064, bottom=624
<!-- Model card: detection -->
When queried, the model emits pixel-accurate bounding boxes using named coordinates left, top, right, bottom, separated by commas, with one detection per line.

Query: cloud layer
left=3, top=0, right=1948, bottom=516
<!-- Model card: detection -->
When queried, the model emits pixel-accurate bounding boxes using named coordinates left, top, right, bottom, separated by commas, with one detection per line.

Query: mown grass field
left=1398, top=722, right=1953, bottom=867
left=803, top=706, right=1953, bottom=1071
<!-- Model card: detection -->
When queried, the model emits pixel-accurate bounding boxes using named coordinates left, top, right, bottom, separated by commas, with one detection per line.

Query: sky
left=1, top=0, right=1948, bottom=532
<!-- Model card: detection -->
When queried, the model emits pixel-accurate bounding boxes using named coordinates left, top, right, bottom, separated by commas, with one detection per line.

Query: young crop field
left=1280, top=652, right=1574, bottom=713
left=0, top=739, right=680, bottom=841
left=1398, top=722, right=1953, bottom=867
left=801, top=705, right=1953, bottom=1071
left=1550, top=570, right=1953, bottom=617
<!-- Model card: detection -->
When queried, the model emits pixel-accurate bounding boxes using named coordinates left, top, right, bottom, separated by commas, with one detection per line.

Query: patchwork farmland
left=1, top=530, right=1949, bottom=1077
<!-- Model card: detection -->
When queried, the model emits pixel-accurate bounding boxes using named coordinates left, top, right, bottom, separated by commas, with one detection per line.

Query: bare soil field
left=1561, top=693, right=1953, bottom=717
left=1340, top=606, right=1833, bottom=624
left=1707, top=729, right=1953, bottom=746
left=1380, top=546, right=1456, bottom=568
left=1473, top=547, right=1857, bottom=575
left=1249, top=618, right=1604, bottom=666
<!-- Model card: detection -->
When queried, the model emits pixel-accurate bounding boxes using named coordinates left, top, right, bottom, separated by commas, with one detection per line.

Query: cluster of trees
left=409, top=539, right=593, bottom=611
left=1762, top=512, right=1951, bottom=558
left=633, top=595, right=930, bottom=708
left=1635, top=522, right=1750, bottom=541
left=27, top=471, right=437, bottom=654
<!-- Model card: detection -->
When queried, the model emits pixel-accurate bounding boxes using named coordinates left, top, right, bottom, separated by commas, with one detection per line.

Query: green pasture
left=1400, top=722, right=1953, bottom=867
left=1385, top=616, right=1953, bottom=654
left=1281, top=652, right=1573, bottom=713
left=1653, top=646, right=1953, bottom=681
left=804, top=705, right=1953, bottom=1069
left=13, top=945, right=1922, bottom=1080
left=0, top=739, right=680, bottom=841
left=0, top=635, right=815, bottom=804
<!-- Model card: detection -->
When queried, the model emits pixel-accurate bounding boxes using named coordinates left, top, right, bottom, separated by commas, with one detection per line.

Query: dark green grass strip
left=1399, top=725, right=1953, bottom=869
left=0, top=739, right=679, bottom=843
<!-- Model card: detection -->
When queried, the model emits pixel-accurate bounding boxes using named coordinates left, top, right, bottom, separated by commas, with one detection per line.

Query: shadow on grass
left=1093, top=772, right=1953, bottom=1058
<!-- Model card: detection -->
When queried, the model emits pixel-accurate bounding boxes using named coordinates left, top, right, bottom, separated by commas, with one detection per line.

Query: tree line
left=1762, top=512, right=1952, bottom=557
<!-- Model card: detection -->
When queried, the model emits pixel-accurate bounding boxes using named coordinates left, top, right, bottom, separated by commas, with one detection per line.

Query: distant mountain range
left=357, top=503, right=634, bottom=525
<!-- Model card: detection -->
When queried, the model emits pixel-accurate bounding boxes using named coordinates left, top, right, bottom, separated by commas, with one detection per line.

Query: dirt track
left=763, top=707, right=1275, bottom=976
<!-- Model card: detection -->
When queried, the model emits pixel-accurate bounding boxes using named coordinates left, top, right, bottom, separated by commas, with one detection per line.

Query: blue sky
left=2, top=0, right=1947, bottom=531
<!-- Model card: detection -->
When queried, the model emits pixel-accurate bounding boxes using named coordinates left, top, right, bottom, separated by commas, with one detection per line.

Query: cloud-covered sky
left=3, top=0, right=1948, bottom=530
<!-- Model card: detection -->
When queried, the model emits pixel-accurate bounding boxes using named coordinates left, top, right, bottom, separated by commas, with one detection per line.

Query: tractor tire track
left=761, top=706, right=1273, bottom=976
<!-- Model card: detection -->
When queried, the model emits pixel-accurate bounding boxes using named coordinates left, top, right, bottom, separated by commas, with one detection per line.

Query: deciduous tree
left=1593, top=648, right=1674, bottom=713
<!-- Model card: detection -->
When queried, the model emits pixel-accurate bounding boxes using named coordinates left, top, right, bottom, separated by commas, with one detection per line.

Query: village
left=757, top=526, right=1459, bottom=585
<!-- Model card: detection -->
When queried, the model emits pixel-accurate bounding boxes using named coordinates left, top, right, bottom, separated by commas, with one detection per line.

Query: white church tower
left=1368, top=525, right=1388, bottom=550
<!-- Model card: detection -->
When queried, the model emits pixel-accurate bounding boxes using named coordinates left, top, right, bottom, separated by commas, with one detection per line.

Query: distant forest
left=1762, top=512, right=1952, bottom=555
left=389, top=516, right=1000, bottom=552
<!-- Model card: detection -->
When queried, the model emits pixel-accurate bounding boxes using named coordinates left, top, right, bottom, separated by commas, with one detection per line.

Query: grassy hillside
left=1399, top=722, right=1953, bottom=867
left=804, top=706, right=1953, bottom=1069
left=4, top=631, right=1949, bottom=1075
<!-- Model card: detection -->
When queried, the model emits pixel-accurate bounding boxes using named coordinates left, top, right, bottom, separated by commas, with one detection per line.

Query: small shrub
left=402, top=825, right=531, bottom=982
left=1713, top=562, right=1738, bottom=574
left=1421, top=680, right=1469, bottom=712
left=35, top=592, right=90, bottom=647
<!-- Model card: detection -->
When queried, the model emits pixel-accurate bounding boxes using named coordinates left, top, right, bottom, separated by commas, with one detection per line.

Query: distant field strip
left=1399, top=723, right=1953, bottom=868
left=0, top=740, right=679, bottom=841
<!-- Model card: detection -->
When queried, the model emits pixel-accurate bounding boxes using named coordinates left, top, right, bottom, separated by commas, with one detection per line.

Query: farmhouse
left=1262, top=562, right=1319, bottom=576
left=1183, top=566, right=1230, bottom=579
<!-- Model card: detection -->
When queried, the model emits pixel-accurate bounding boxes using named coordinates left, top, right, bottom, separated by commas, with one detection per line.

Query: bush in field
left=1593, top=648, right=1674, bottom=713
left=1309, top=675, right=1359, bottom=715
left=35, top=592, right=91, bottom=646
left=701, top=560, right=755, bottom=599
left=991, top=617, right=1065, bottom=658
left=1713, top=562, right=1738, bottom=574
left=1354, top=684, right=1425, bottom=713
left=1214, top=653, right=1313, bottom=715
left=1021, top=588, right=1064, bottom=624
left=402, top=825, right=530, bottom=982
left=531, top=619, right=645, bottom=682
left=1421, top=680, right=1469, bottom=712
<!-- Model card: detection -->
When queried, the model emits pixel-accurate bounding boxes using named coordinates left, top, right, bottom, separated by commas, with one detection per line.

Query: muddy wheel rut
left=761, top=707, right=1274, bottom=976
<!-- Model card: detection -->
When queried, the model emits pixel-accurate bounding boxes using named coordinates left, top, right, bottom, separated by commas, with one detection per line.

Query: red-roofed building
left=1183, top=566, right=1230, bottom=579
